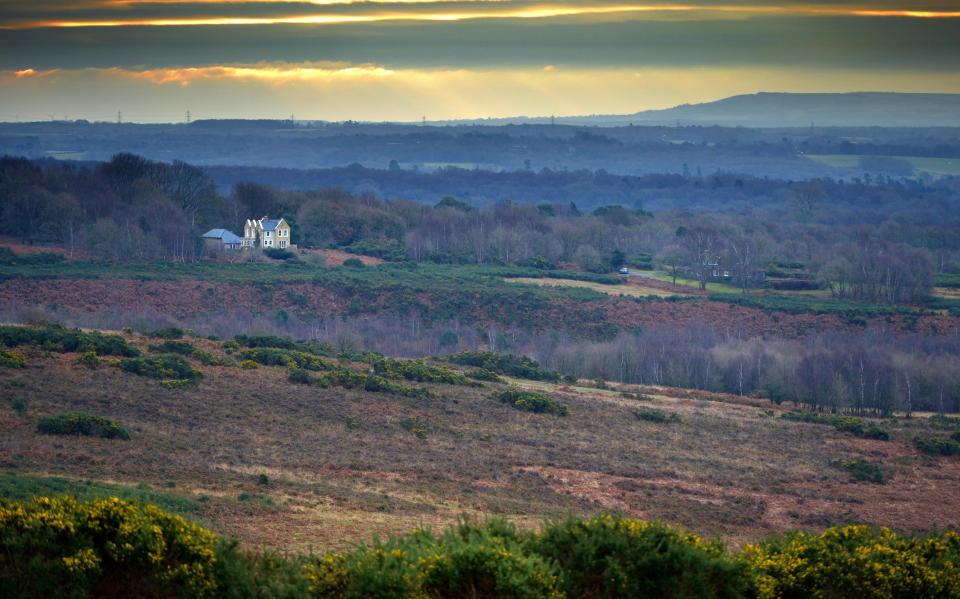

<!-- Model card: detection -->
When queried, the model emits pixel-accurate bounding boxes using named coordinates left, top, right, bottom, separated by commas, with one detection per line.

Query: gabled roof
left=261, top=218, right=284, bottom=232
left=202, top=229, right=242, bottom=244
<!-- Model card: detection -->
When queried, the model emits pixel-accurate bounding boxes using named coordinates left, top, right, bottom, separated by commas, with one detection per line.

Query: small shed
left=202, top=228, right=243, bottom=252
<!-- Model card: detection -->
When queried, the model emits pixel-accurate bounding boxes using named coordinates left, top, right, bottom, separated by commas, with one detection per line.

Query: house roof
left=261, top=219, right=283, bottom=231
left=202, top=229, right=242, bottom=244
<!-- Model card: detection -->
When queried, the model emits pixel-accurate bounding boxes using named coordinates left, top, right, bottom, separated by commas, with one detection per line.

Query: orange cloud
left=13, top=2, right=960, bottom=29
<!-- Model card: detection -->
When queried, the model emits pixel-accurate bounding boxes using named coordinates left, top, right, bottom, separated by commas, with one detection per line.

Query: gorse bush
left=0, top=496, right=218, bottom=599
left=239, top=347, right=332, bottom=371
left=305, top=518, right=563, bottom=599
left=744, top=525, right=960, bottom=599
left=148, top=340, right=196, bottom=355
left=4, top=500, right=960, bottom=599
left=75, top=351, right=100, bottom=369
left=372, top=358, right=477, bottom=386
left=264, top=248, right=296, bottom=260
left=633, top=407, right=679, bottom=424
left=119, top=354, right=201, bottom=380
left=0, top=348, right=26, bottom=368
left=37, top=412, right=129, bottom=440
left=0, top=324, right=139, bottom=357
left=527, top=515, right=748, bottom=599
left=448, top=351, right=561, bottom=382
left=144, top=326, right=185, bottom=339
left=149, top=341, right=220, bottom=365
left=913, top=435, right=960, bottom=456
left=494, top=389, right=569, bottom=416
left=782, top=411, right=890, bottom=440
left=288, top=366, right=427, bottom=397
left=832, top=458, right=885, bottom=484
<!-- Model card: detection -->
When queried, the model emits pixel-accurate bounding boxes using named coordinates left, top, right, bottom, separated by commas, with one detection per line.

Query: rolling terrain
left=2, top=326, right=959, bottom=553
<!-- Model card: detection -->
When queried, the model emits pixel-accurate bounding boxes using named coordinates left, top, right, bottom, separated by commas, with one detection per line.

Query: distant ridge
left=435, top=92, right=960, bottom=128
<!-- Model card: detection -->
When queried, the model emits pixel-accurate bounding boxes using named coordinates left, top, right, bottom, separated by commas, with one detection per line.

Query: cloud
left=3, top=0, right=960, bottom=28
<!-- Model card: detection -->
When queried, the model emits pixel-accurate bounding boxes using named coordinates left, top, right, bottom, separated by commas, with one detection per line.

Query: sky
left=0, top=0, right=958, bottom=122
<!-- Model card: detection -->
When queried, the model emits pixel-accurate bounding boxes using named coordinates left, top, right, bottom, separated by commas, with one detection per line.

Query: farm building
left=201, top=228, right=243, bottom=253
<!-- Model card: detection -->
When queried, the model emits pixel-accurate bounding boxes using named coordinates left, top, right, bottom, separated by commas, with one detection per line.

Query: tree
left=656, top=245, right=685, bottom=286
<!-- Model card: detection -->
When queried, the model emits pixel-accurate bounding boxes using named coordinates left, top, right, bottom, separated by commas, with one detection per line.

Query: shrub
left=953, top=430, right=960, bottom=443
left=0, top=349, right=26, bottom=368
left=372, top=358, right=476, bottom=386
left=288, top=367, right=312, bottom=384
left=494, top=389, right=569, bottom=416
left=11, top=397, right=26, bottom=416
left=744, top=525, right=960, bottom=599
left=148, top=340, right=195, bottom=355
left=341, top=258, right=365, bottom=268
left=305, top=518, right=562, bottom=599
left=144, top=326, right=184, bottom=339
left=214, top=541, right=310, bottom=599
left=239, top=359, right=259, bottom=370
left=448, top=351, right=561, bottom=382
left=288, top=364, right=427, bottom=397
left=468, top=368, right=502, bottom=382
left=634, top=407, right=679, bottom=424
left=119, top=355, right=201, bottom=381
left=526, top=515, right=748, bottom=599
left=0, top=325, right=139, bottom=357
left=160, top=378, right=196, bottom=389
left=0, top=496, right=218, bottom=598
left=781, top=411, right=890, bottom=440
left=831, top=458, right=885, bottom=484
left=913, top=435, right=960, bottom=456
left=264, top=248, right=296, bottom=260
left=399, top=416, right=433, bottom=439
left=37, top=412, right=129, bottom=440
left=75, top=351, right=100, bottom=369
left=239, top=348, right=331, bottom=371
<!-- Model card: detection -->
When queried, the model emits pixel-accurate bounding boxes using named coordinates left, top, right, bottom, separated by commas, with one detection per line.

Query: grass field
left=3, top=328, right=959, bottom=552
left=935, top=287, right=960, bottom=300
left=507, top=277, right=689, bottom=298
left=807, top=154, right=960, bottom=176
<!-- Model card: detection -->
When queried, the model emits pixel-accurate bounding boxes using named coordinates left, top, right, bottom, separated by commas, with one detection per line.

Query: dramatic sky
left=1, top=0, right=958, bottom=121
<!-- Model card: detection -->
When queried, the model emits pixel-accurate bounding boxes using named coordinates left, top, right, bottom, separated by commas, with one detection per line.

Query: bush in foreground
left=527, top=515, right=747, bottom=598
left=306, top=518, right=562, bottom=599
left=4, top=499, right=960, bottom=599
left=0, top=496, right=218, bottom=598
left=744, top=525, right=960, bottom=598
left=37, top=412, right=129, bottom=440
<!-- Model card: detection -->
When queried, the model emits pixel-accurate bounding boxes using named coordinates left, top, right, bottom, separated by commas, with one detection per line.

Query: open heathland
left=2, top=326, right=959, bottom=553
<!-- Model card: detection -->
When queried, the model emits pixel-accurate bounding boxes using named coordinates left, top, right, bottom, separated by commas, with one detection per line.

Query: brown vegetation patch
left=298, top=248, right=384, bottom=267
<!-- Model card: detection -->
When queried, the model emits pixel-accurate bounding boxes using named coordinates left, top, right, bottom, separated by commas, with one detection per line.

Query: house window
left=279, top=241, right=286, bottom=248
left=266, top=231, right=272, bottom=237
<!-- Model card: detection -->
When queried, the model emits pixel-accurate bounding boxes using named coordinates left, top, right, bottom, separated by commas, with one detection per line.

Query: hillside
left=448, top=93, right=960, bottom=128
left=2, top=325, right=959, bottom=552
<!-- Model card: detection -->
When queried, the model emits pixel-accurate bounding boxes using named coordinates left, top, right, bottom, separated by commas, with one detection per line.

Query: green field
left=807, top=154, right=960, bottom=176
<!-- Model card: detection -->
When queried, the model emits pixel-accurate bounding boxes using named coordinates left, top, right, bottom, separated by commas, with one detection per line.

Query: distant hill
left=438, top=93, right=960, bottom=128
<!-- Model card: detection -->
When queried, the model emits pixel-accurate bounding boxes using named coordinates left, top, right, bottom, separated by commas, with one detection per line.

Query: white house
left=243, top=217, right=292, bottom=250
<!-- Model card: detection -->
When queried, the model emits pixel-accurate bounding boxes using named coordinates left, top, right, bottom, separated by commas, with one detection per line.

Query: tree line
left=1, top=153, right=957, bottom=304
